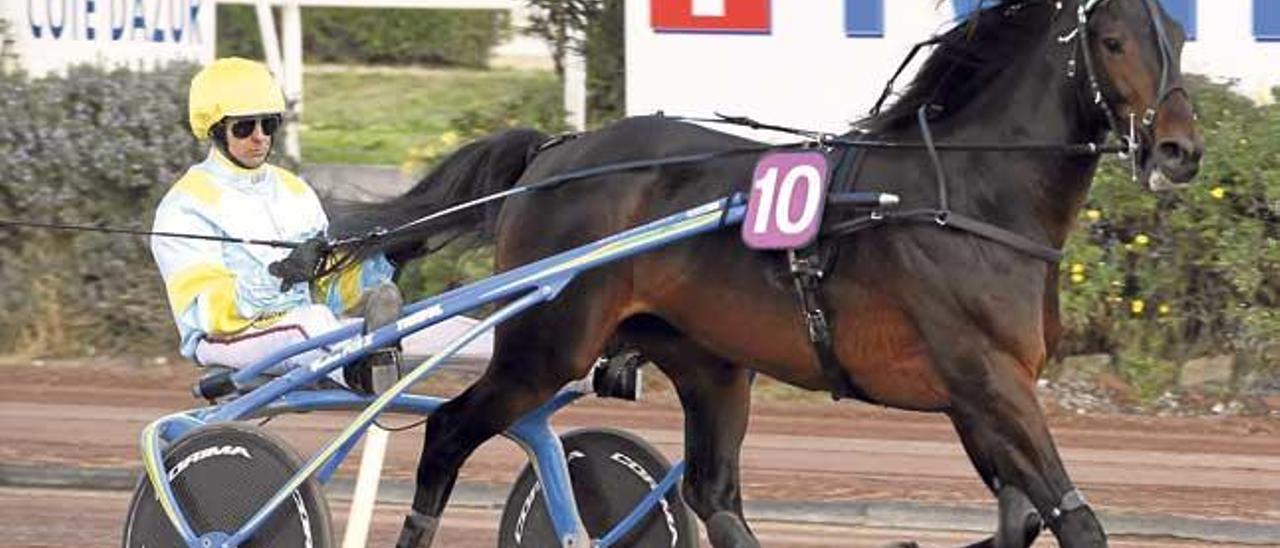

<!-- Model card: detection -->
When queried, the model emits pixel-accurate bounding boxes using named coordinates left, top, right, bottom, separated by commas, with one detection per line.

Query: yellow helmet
left=188, top=58, right=286, bottom=139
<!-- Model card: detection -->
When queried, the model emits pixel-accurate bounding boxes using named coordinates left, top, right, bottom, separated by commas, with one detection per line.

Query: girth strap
left=786, top=145, right=877, bottom=402
left=787, top=249, right=873, bottom=402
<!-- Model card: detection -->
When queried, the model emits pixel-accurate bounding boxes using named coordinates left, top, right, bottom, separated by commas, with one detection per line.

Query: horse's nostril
left=1157, top=141, right=1185, bottom=163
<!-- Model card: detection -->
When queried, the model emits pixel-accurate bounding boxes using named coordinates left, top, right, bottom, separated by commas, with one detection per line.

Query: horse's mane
left=863, top=0, right=1059, bottom=132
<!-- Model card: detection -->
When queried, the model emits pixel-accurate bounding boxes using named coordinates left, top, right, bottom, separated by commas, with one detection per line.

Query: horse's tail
left=329, top=128, right=550, bottom=265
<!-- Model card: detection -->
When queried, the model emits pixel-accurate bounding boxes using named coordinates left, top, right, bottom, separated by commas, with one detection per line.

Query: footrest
left=193, top=368, right=237, bottom=402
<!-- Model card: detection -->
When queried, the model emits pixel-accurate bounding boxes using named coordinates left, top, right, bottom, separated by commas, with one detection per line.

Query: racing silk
left=151, top=148, right=394, bottom=358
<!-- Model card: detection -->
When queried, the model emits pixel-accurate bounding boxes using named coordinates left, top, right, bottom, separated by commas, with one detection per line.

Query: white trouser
left=194, top=304, right=360, bottom=385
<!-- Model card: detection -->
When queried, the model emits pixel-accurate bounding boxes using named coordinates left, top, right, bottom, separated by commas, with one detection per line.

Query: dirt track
left=1, top=360, right=1278, bottom=546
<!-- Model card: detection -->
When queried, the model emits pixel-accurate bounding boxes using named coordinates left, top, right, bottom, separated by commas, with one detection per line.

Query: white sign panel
left=628, top=0, right=1280, bottom=143
left=2, top=0, right=216, bottom=75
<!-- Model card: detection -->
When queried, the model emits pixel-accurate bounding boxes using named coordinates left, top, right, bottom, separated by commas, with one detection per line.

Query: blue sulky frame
left=137, top=195, right=749, bottom=548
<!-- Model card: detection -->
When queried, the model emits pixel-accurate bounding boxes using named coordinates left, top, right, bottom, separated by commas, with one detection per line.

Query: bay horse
left=332, top=1, right=1202, bottom=546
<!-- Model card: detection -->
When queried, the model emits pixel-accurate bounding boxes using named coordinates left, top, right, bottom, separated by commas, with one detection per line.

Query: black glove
left=269, top=235, right=329, bottom=291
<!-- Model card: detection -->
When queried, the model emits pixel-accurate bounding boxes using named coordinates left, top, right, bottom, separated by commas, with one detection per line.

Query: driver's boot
left=344, top=282, right=405, bottom=394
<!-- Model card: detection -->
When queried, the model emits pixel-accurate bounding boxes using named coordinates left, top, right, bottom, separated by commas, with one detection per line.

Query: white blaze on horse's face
left=1083, top=0, right=1204, bottom=190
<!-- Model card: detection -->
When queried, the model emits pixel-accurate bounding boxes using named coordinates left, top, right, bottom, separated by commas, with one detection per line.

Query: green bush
left=217, top=5, right=508, bottom=68
left=1060, top=77, right=1280, bottom=387
left=0, top=63, right=205, bottom=355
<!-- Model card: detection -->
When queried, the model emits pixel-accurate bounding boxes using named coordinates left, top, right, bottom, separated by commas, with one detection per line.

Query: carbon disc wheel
left=122, top=422, right=332, bottom=548
left=498, top=428, right=698, bottom=548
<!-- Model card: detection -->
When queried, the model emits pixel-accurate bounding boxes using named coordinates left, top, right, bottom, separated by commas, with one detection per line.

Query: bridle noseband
left=1064, top=0, right=1184, bottom=167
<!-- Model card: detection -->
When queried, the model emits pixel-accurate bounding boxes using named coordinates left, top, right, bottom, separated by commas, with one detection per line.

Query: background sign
left=2, top=0, right=216, bottom=75
left=630, top=0, right=1280, bottom=140
left=651, top=0, right=770, bottom=33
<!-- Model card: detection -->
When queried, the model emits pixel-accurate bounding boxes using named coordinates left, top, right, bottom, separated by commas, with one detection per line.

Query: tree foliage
left=525, top=0, right=625, bottom=126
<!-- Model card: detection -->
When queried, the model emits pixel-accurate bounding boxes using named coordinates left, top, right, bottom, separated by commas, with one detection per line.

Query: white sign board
left=628, top=0, right=1280, bottom=143
left=2, top=0, right=216, bottom=75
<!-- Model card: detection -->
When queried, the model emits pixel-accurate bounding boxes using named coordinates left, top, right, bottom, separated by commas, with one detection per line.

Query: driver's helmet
left=188, top=57, right=285, bottom=140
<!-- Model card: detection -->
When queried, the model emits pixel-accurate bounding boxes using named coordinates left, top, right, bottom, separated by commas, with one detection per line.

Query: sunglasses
left=227, top=115, right=282, bottom=139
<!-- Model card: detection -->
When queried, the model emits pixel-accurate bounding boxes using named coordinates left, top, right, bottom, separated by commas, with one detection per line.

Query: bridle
left=1062, top=0, right=1185, bottom=168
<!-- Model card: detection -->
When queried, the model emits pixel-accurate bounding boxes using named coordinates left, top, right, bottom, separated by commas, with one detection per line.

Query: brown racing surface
left=0, top=360, right=1277, bottom=546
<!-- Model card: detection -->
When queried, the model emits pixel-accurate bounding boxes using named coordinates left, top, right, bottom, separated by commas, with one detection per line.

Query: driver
left=150, top=57, right=400, bottom=393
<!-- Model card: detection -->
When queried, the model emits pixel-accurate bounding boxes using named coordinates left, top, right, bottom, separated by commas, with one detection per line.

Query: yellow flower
left=439, top=131, right=460, bottom=147
left=1085, top=209, right=1102, bottom=221
left=1071, top=273, right=1086, bottom=284
left=1071, top=263, right=1086, bottom=274
left=1158, top=304, right=1171, bottom=316
left=1131, top=299, right=1146, bottom=315
left=1133, top=234, right=1150, bottom=246
left=1210, top=187, right=1226, bottom=200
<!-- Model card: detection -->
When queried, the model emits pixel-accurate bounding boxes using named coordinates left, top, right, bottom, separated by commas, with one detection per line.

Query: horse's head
left=1078, top=0, right=1203, bottom=190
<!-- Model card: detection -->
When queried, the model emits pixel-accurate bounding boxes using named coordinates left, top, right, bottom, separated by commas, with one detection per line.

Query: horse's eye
left=1102, top=37, right=1124, bottom=54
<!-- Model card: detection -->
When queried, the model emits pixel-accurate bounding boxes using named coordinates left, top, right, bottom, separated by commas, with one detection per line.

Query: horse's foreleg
left=951, top=417, right=1044, bottom=548
left=625, top=323, right=759, bottom=548
left=944, top=349, right=1106, bottom=548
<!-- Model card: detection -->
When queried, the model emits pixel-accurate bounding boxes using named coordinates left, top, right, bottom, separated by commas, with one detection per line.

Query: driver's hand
left=268, top=235, right=329, bottom=291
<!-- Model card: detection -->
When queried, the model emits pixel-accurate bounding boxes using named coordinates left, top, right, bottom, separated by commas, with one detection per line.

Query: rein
left=0, top=217, right=303, bottom=248
left=2, top=0, right=1170, bottom=270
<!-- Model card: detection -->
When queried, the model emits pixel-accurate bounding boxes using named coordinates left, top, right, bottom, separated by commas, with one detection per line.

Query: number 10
left=750, top=165, right=824, bottom=235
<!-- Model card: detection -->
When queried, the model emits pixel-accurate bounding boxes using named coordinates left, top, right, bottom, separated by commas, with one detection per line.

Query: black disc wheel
left=498, top=428, right=698, bottom=548
left=122, top=422, right=332, bottom=548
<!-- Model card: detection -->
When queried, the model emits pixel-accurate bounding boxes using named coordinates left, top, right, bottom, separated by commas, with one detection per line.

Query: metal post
left=281, top=0, right=304, bottom=161
left=563, top=27, right=587, bottom=130
left=341, top=425, right=390, bottom=548
left=253, top=0, right=284, bottom=79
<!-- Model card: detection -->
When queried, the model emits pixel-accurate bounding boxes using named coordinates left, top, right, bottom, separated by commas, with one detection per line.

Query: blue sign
left=1257, top=0, right=1280, bottom=41
left=25, top=0, right=205, bottom=43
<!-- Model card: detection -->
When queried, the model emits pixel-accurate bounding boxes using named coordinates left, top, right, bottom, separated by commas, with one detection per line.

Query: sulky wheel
left=122, top=422, right=332, bottom=548
left=498, top=428, right=698, bottom=548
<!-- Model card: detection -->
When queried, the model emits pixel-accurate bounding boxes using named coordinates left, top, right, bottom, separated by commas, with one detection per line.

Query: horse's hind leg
left=396, top=290, right=621, bottom=548
left=620, top=317, right=760, bottom=548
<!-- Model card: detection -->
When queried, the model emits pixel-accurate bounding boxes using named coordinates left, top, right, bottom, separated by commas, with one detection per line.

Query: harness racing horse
left=332, top=1, right=1202, bottom=546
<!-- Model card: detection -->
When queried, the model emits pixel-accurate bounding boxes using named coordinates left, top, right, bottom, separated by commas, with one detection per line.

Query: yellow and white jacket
left=151, top=148, right=394, bottom=358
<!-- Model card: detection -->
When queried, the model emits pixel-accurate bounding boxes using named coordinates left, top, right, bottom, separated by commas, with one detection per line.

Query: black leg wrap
left=593, top=350, right=644, bottom=401
left=706, top=511, right=759, bottom=548
left=997, top=485, right=1043, bottom=548
left=395, top=511, right=439, bottom=548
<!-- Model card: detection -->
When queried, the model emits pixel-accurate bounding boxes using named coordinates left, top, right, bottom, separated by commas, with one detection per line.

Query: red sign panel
left=651, top=0, right=771, bottom=33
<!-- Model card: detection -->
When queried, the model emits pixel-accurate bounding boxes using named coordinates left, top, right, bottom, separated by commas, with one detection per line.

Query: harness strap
left=788, top=250, right=867, bottom=401
left=786, top=146, right=878, bottom=402
left=823, top=208, right=1063, bottom=263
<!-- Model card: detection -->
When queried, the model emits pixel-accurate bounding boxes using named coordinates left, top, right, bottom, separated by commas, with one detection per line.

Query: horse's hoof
left=395, top=511, right=440, bottom=548
left=706, top=511, right=759, bottom=548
